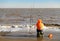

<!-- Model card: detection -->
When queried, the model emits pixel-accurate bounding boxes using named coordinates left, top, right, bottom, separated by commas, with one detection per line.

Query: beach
left=0, top=26, right=60, bottom=41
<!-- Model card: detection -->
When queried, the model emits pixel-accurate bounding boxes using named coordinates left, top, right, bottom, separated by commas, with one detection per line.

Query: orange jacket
left=36, top=19, right=44, bottom=30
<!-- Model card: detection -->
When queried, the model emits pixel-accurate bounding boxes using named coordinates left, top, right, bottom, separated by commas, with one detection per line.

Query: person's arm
left=41, top=23, right=44, bottom=30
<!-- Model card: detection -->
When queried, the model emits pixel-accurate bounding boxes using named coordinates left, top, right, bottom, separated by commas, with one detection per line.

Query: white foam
left=0, top=25, right=60, bottom=32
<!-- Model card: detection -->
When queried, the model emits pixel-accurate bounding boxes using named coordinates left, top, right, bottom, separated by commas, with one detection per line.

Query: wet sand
left=0, top=37, right=37, bottom=41
left=0, top=26, right=60, bottom=41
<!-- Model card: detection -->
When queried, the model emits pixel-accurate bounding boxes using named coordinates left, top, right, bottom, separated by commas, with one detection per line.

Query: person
left=36, top=19, right=44, bottom=37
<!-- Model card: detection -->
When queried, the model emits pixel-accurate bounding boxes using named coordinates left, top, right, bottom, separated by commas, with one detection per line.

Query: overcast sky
left=0, top=0, right=60, bottom=8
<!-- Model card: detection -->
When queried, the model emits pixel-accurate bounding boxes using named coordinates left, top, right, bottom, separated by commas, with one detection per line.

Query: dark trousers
left=37, top=29, right=43, bottom=37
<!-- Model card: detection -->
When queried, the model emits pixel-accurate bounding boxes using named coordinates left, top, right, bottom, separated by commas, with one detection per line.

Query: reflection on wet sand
left=0, top=36, right=44, bottom=41
left=0, top=34, right=59, bottom=41
left=0, top=36, right=48, bottom=41
left=37, top=36, right=44, bottom=41
left=0, top=36, right=37, bottom=41
left=0, top=32, right=10, bottom=36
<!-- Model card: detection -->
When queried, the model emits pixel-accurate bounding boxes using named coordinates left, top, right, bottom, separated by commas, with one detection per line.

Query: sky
left=0, top=0, right=60, bottom=8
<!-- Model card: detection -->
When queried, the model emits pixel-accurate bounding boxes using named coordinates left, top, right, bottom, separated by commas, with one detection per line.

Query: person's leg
left=37, top=29, right=40, bottom=37
left=40, top=30, right=43, bottom=35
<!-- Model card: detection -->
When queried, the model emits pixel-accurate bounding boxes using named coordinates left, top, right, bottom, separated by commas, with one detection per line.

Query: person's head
left=37, top=19, right=42, bottom=23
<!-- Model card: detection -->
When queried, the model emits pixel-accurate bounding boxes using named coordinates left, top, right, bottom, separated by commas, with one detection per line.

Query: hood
left=37, top=19, right=42, bottom=23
